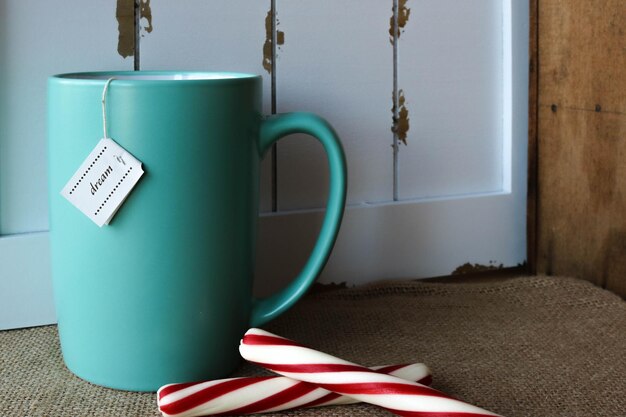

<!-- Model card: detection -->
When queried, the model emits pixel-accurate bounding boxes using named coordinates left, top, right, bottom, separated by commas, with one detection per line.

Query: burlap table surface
left=1, top=275, right=625, bottom=417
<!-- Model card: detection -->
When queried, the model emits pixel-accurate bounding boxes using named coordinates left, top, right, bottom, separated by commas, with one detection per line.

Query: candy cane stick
left=240, top=328, right=501, bottom=417
left=158, top=363, right=431, bottom=417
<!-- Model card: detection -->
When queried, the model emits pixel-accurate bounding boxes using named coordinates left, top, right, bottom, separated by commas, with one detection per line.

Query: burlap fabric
left=1, top=276, right=625, bottom=417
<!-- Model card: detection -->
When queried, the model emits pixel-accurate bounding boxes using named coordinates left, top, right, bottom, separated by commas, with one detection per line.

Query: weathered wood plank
left=275, top=0, right=393, bottom=209
left=537, top=0, right=626, bottom=296
left=538, top=1, right=625, bottom=113
left=0, top=0, right=130, bottom=329
left=0, top=0, right=130, bottom=234
left=397, top=0, right=504, bottom=199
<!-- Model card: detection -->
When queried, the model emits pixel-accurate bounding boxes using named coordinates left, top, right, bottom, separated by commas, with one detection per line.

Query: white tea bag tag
left=60, top=138, right=144, bottom=227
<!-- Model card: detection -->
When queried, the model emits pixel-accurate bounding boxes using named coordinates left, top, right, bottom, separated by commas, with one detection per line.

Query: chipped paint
left=310, top=281, right=348, bottom=294
left=139, top=0, right=153, bottom=36
left=116, top=0, right=152, bottom=59
left=389, top=0, right=411, bottom=43
left=263, top=9, right=284, bottom=75
left=116, top=0, right=134, bottom=58
left=263, top=10, right=272, bottom=74
left=452, top=261, right=504, bottom=275
left=391, top=89, right=410, bottom=145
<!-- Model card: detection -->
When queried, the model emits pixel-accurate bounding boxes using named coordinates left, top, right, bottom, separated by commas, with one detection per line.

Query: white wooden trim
left=254, top=191, right=526, bottom=296
left=502, top=0, right=514, bottom=192
left=0, top=232, right=54, bottom=329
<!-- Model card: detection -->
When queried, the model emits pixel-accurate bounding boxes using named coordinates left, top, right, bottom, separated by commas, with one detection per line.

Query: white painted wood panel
left=397, top=0, right=504, bottom=199
left=1, top=0, right=528, bottom=327
left=0, top=0, right=130, bottom=329
left=255, top=0, right=529, bottom=294
left=255, top=192, right=525, bottom=296
left=0, top=233, right=53, bottom=329
left=140, top=0, right=274, bottom=212
left=0, top=0, right=130, bottom=235
left=275, top=0, right=393, bottom=210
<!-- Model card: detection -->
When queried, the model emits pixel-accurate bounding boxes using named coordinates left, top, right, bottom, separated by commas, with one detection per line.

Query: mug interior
left=55, top=72, right=258, bottom=81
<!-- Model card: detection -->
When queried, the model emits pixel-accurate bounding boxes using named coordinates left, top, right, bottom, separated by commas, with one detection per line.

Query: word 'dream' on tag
left=61, top=138, right=144, bottom=227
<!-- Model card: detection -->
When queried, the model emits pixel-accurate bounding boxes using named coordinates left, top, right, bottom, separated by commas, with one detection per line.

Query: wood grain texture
left=536, top=0, right=626, bottom=296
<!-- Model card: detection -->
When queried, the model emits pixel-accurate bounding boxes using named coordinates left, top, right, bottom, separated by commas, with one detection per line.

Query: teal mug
left=47, top=71, right=346, bottom=391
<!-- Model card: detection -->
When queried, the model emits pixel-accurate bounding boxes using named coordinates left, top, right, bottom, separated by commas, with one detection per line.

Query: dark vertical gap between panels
left=392, top=0, right=399, bottom=201
left=527, top=0, right=539, bottom=273
left=271, top=0, right=278, bottom=212
left=134, top=0, right=141, bottom=70
left=271, top=0, right=277, bottom=114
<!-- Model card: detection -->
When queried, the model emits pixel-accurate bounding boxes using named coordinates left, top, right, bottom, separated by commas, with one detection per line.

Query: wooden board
left=536, top=0, right=626, bottom=296
left=397, top=0, right=504, bottom=199
left=0, top=0, right=130, bottom=329
left=255, top=193, right=526, bottom=296
left=0, top=233, right=53, bottom=329
left=275, top=0, right=393, bottom=209
left=0, top=0, right=130, bottom=234
left=254, top=0, right=529, bottom=293
left=0, top=1, right=530, bottom=328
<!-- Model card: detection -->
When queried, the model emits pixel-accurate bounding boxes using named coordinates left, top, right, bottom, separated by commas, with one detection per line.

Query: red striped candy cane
left=240, top=328, right=501, bottom=417
left=158, top=363, right=431, bottom=417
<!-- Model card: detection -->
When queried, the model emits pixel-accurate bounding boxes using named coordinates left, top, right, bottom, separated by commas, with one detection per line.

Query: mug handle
left=250, top=112, right=347, bottom=327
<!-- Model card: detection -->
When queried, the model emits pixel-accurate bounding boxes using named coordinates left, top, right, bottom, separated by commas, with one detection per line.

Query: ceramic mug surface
left=47, top=71, right=346, bottom=391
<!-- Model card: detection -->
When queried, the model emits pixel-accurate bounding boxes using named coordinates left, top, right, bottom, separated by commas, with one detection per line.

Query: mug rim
left=51, top=70, right=261, bottom=83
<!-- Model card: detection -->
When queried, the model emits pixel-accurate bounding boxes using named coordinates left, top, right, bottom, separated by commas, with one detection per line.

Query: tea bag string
left=102, top=77, right=115, bottom=139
